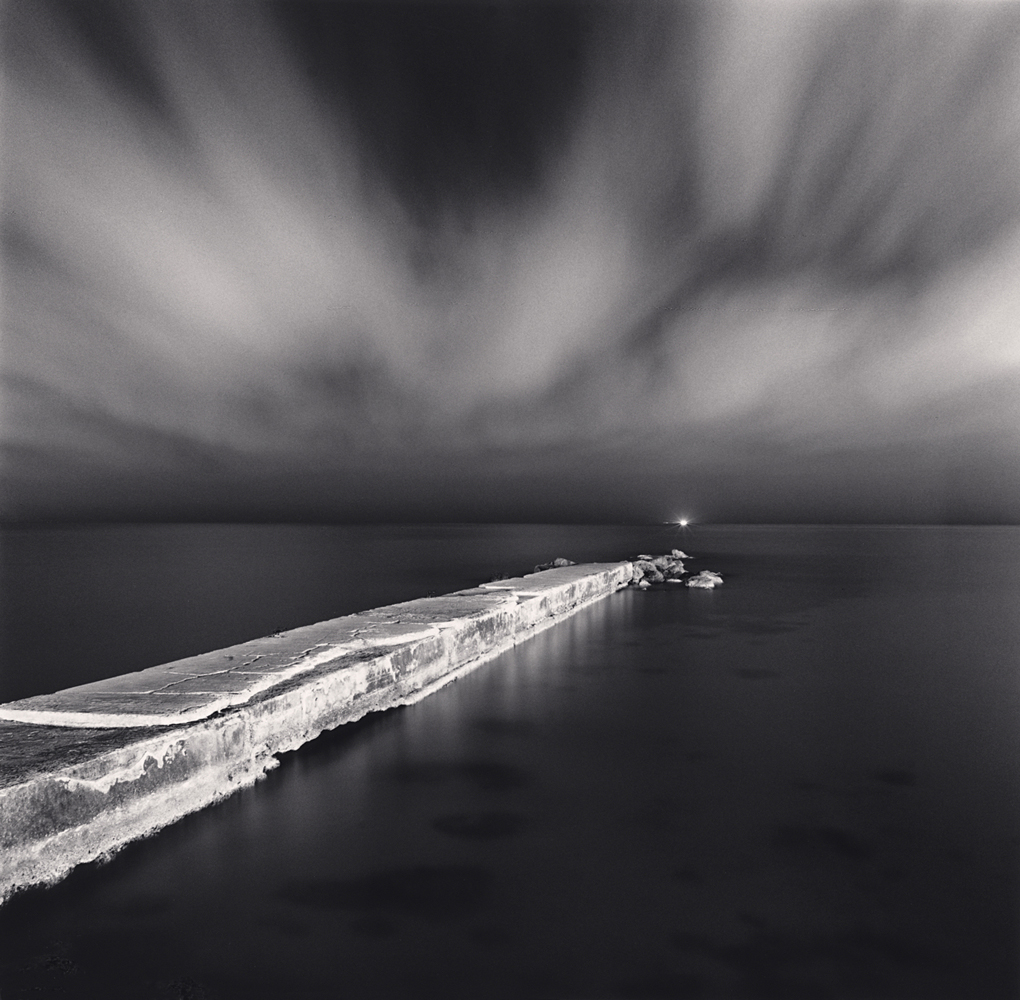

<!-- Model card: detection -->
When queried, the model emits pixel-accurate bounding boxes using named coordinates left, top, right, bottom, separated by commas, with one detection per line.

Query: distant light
left=679, top=518, right=688, bottom=527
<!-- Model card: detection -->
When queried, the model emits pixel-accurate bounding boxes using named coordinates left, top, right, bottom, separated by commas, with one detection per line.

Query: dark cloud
left=275, top=0, right=600, bottom=219
left=49, top=0, right=178, bottom=122
left=2, top=0, right=1019, bottom=524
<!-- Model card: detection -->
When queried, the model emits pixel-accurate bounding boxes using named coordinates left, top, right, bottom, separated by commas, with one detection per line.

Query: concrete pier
left=0, top=562, right=632, bottom=903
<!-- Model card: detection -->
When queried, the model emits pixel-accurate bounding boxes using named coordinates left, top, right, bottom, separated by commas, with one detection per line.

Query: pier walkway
left=0, top=562, right=632, bottom=903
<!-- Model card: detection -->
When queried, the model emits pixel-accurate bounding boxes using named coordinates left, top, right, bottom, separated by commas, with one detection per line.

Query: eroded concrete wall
left=0, top=562, right=632, bottom=902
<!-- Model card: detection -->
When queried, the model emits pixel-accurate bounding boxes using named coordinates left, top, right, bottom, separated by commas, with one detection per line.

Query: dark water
left=0, top=523, right=676, bottom=702
left=1, top=524, right=1018, bottom=999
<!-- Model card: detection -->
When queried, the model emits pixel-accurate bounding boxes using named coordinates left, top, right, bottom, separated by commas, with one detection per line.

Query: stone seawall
left=0, top=562, right=632, bottom=903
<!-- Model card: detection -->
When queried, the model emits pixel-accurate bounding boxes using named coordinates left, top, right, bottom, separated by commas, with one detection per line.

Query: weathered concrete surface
left=0, top=562, right=632, bottom=903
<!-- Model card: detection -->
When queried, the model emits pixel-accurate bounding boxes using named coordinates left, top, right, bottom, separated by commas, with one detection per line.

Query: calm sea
left=0, top=524, right=1018, bottom=999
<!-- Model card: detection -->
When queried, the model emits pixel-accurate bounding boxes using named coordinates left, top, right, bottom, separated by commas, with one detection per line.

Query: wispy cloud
left=3, top=0, right=1019, bottom=521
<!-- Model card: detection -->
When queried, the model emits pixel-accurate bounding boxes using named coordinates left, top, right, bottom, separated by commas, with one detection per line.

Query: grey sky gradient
left=3, top=0, right=1019, bottom=523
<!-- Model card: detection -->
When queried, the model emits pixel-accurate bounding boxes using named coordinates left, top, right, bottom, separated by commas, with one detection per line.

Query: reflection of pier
left=0, top=563, right=631, bottom=903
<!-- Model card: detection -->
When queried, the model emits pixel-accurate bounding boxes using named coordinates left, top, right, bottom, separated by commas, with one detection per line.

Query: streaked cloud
left=2, top=0, right=1019, bottom=522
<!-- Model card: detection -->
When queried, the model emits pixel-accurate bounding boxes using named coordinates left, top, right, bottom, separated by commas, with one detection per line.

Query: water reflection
left=432, top=812, right=526, bottom=840
left=278, top=866, right=492, bottom=921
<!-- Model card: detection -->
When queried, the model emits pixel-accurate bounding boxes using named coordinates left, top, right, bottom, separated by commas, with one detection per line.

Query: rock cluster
left=626, top=550, right=724, bottom=590
left=523, top=552, right=723, bottom=590
left=629, top=550, right=687, bottom=587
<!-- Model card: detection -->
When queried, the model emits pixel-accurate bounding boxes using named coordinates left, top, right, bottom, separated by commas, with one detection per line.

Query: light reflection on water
left=0, top=526, right=1018, bottom=999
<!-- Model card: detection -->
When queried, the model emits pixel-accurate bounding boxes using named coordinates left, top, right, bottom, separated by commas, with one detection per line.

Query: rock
left=632, top=559, right=657, bottom=581
left=686, top=570, right=723, bottom=589
left=632, top=561, right=663, bottom=584
left=637, top=554, right=654, bottom=560
left=532, top=557, right=577, bottom=573
left=637, top=580, right=651, bottom=589
left=686, top=575, right=716, bottom=589
left=671, top=549, right=689, bottom=559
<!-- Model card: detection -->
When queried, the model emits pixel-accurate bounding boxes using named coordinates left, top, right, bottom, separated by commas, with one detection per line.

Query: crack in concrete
left=158, top=645, right=335, bottom=690
left=159, top=674, right=227, bottom=691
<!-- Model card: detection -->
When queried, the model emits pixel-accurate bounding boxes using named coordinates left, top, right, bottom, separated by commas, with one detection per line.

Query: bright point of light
left=679, top=518, right=688, bottom=527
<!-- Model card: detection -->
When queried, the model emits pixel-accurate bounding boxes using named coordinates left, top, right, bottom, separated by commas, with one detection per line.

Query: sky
left=2, top=0, right=1019, bottom=525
